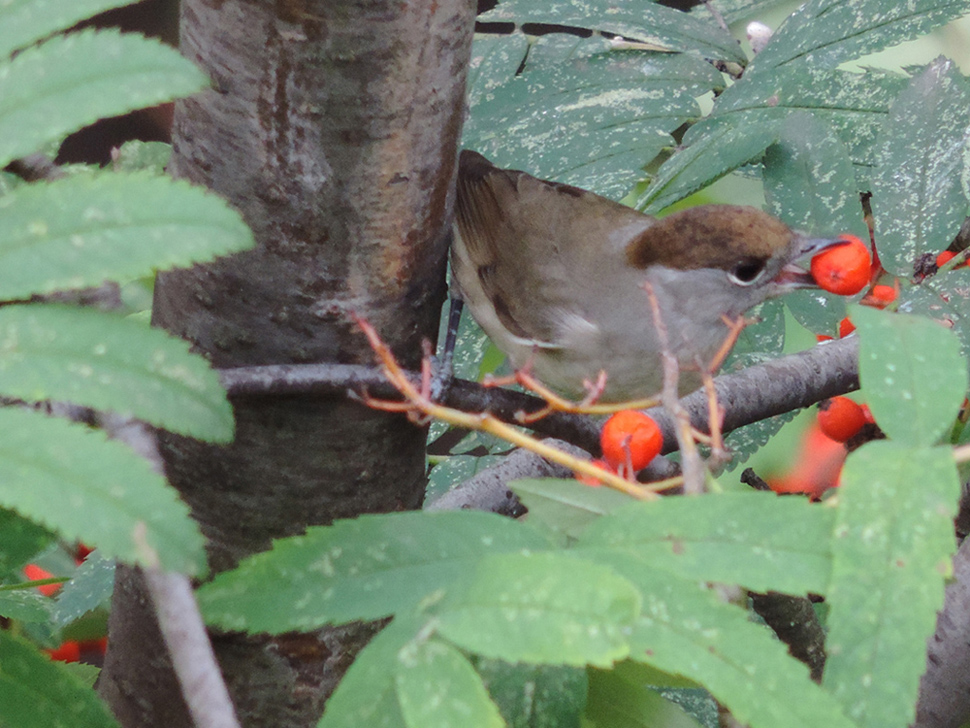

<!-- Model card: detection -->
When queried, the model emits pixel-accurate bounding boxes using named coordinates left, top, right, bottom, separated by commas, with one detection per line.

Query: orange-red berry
left=936, top=250, right=969, bottom=270
left=816, top=334, right=834, bottom=343
left=810, top=236, right=872, bottom=295
left=45, top=641, right=80, bottom=663
left=817, top=397, right=868, bottom=442
left=838, top=317, right=855, bottom=338
left=867, top=284, right=897, bottom=307
left=600, top=410, right=663, bottom=472
left=75, top=543, right=94, bottom=563
left=576, top=458, right=614, bottom=487
left=23, top=563, right=61, bottom=597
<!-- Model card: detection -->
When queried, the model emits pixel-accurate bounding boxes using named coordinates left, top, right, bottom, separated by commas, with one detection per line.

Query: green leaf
left=853, top=305, right=968, bottom=446
left=467, top=33, right=530, bottom=108
left=616, top=564, right=856, bottom=728
left=0, top=173, right=253, bottom=300
left=762, top=112, right=868, bottom=336
left=823, top=443, right=960, bottom=728
left=197, top=510, right=555, bottom=633
left=521, top=33, right=613, bottom=71
left=0, top=629, right=119, bottom=728
left=0, top=589, right=51, bottom=623
left=425, top=453, right=504, bottom=504
left=0, top=507, right=53, bottom=574
left=722, top=409, right=800, bottom=471
left=786, top=289, right=847, bottom=336
left=899, top=266, right=970, bottom=358
left=710, top=67, right=908, bottom=183
left=0, top=304, right=234, bottom=441
left=436, top=552, right=639, bottom=667
left=479, top=0, right=744, bottom=62
left=871, top=58, right=970, bottom=276
left=465, top=53, right=713, bottom=199
left=396, top=639, right=505, bottom=728
left=575, top=491, right=833, bottom=595
left=586, top=664, right=705, bottom=728
left=318, top=614, right=424, bottom=728
left=0, top=28, right=208, bottom=169
left=0, top=407, right=205, bottom=575
left=747, top=0, right=970, bottom=76
left=509, top=478, right=634, bottom=539
left=690, top=0, right=792, bottom=26
left=764, top=113, right=868, bottom=239
left=476, top=658, right=587, bottom=728
left=0, top=0, right=140, bottom=59
left=722, top=299, right=786, bottom=366
left=637, top=114, right=784, bottom=213
left=51, top=553, right=114, bottom=628
left=107, top=140, right=172, bottom=174
left=60, top=662, right=101, bottom=690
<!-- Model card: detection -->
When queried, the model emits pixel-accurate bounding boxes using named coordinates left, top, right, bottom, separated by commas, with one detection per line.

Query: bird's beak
left=773, top=235, right=855, bottom=290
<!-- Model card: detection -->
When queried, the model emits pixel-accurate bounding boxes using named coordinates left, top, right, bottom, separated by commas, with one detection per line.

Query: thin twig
left=352, top=315, right=669, bottom=500
left=99, top=413, right=241, bottom=728
left=644, top=283, right=706, bottom=494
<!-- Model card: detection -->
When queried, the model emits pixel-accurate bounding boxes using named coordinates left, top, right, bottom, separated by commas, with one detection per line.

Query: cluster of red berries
left=21, top=545, right=107, bottom=664
left=577, top=236, right=959, bottom=494
left=811, top=235, right=966, bottom=338
left=771, top=233, right=914, bottom=496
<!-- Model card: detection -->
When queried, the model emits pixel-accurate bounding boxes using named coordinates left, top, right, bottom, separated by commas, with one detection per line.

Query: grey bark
left=97, top=1, right=475, bottom=726
left=916, top=536, right=970, bottom=728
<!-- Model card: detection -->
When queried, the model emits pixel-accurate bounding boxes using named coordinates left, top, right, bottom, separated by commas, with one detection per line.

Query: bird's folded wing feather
left=453, top=151, right=655, bottom=346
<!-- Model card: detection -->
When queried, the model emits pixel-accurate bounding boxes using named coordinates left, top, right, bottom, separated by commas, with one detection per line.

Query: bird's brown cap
left=625, top=205, right=793, bottom=272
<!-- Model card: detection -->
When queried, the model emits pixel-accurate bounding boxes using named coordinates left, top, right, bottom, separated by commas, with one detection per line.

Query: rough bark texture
left=97, top=0, right=475, bottom=725
left=916, top=536, right=970, bottom=728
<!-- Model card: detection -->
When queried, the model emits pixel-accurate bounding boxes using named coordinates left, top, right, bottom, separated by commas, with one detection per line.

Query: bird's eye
left=728, top=258, right=768, bottom=286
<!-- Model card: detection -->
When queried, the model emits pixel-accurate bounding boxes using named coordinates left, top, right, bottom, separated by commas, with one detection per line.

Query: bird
left=450, top=150, right=842, bottom=402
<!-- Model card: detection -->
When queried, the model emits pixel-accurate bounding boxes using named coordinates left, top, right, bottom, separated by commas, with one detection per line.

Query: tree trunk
left=97, top=0, right=475, bottom=725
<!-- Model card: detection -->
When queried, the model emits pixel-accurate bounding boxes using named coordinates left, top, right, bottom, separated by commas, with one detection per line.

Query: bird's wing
left=452, top=150, right=655, bottom=346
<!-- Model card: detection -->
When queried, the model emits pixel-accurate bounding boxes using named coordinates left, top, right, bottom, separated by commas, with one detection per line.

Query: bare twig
left=353, top=315, right=668, bottom=500
left=644, top=282, right=704, bottom=493
left=99, top=413, right=241, bottom=728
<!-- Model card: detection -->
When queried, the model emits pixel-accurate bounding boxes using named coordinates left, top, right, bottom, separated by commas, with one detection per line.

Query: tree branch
left=221, top=335, right=861, bottom=455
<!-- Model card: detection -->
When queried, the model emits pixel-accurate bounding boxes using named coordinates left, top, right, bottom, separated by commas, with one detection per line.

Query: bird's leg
left=707, top=314, right=751, bottom=374
left=483, top=359, right=569, bottom=423
left=699, top=365, right=728, bottom=468
left=352, top=314, right=659, bottom=500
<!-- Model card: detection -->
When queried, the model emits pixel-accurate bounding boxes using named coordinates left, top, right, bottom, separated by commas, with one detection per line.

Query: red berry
left=600, top=410, right=663, bottom=472
left=23, top=563, right=61, bottom=597
left=816, top=334, right=834, bottom=343
left=45, top=641, right=81, bottom=663
left=838, top=317, right=855, bottom=338
left=810, top=236, right=872, bottom=295
left=936, top=250, right=967, bottom=270
left=817, top=397, right=868, bottom=442
left=867, top=284, right=897, bottom=306
left=576, top=459, right=614, bottom=487
left=75, top=543, right=94, bottom=563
